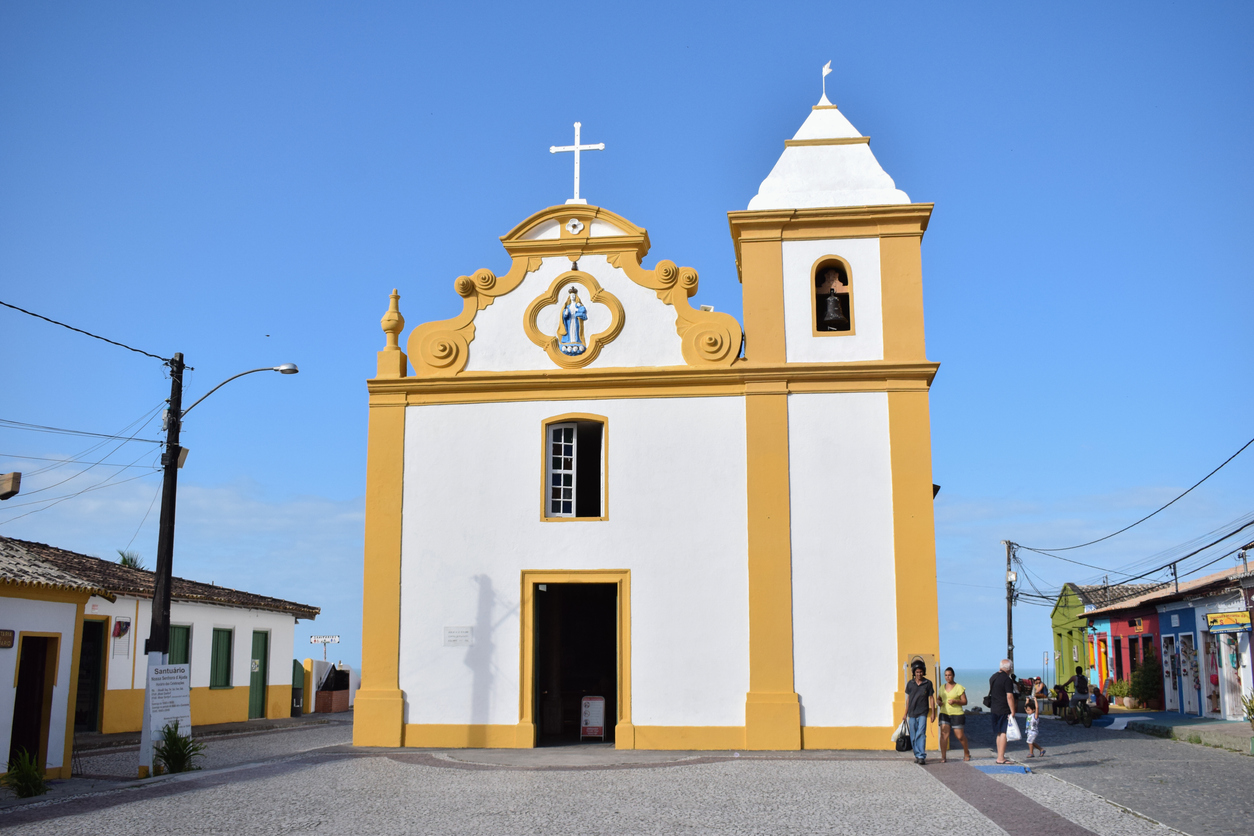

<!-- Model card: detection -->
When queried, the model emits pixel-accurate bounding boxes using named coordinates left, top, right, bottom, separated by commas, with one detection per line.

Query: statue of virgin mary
left=558, top=287, right=588, bottom=355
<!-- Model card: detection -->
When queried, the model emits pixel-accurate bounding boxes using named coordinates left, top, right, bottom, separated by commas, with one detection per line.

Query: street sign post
left=310, top=635, right=340, bottom=661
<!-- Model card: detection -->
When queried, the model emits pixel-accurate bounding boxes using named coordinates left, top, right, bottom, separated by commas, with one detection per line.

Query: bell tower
left=728, top=83, right=940, bottom=750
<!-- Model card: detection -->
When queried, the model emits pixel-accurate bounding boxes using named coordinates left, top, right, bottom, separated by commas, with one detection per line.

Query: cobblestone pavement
left=963, top=712, right=1254, bottom=836
left=74, top=718, right=354, bottom=778
left=0, top=717, right=1246, bottom=835
left=0, top=755, right=1085, bottom=836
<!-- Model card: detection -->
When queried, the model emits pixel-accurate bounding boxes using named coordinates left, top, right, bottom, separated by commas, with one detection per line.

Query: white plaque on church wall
left=443, top=627, right=474, bottom=647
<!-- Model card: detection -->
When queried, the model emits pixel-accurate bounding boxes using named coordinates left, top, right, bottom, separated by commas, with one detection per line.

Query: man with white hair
left=988, top=658, right=1017, bottom=764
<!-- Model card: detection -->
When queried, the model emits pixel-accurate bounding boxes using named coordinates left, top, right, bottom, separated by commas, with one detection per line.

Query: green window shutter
left=168, top=626, right=190, bottom=665
left=210, top=629, right=233, bottom=687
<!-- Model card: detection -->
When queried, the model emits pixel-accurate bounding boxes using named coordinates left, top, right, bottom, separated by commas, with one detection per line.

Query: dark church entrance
left=535, top=583, right=617, bottom=745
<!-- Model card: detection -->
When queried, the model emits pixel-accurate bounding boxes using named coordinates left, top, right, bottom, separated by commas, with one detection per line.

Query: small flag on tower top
left=822, top=60, right=832, bottom=77
left=819, top=60, right=834, bottom=106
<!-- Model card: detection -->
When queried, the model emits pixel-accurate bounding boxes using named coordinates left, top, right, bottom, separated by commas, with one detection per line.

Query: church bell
left=822, top=288, right=849, bottom=331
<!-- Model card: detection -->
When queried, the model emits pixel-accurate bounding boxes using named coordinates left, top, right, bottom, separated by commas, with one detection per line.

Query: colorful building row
left=1081, top=564, right=1253, bottom=720
left=1049, top=582, right=1160, bottom=685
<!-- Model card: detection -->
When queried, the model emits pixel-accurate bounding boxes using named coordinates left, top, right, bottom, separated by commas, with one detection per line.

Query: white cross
left=549, top=122, right=605, bottom=205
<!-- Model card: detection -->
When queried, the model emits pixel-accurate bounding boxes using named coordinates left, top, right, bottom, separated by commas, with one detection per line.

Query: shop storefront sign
left=1205, top=611, right=1251, bottom=634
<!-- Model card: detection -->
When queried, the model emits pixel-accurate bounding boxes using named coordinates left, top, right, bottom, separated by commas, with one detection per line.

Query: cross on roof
left=549, top=122, right=604, bottom=206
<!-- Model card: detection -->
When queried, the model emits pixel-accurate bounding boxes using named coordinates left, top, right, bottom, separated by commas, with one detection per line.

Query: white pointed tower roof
left=747, top=100, right=910, bottom=210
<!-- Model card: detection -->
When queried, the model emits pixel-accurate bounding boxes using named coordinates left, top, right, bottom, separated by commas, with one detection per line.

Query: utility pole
left=1002, top=540, right=1016, bottom=667
left=139, top=352, right=184, bottom=776
left=149, top=352, right=185, bottom=657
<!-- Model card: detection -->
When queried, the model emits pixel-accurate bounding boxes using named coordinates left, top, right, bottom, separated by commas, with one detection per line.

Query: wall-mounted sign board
left=443, top=627, right=474, bottom=647
left=1206, top=611, right=1251, bottom=633
left=310, top=636, right=340, bottom=644
left=0, top=630, right=13, bottom=649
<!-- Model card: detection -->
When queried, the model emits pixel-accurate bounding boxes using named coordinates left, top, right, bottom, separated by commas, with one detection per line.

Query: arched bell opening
left=812, top=257, right=854, bottom=334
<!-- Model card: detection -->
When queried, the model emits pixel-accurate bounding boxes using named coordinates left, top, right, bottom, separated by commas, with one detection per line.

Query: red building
left=1108, top=607, right=1161, bottom=683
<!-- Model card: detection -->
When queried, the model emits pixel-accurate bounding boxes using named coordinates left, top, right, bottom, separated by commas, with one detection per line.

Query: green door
left=248, top=631, right=269, bottom=719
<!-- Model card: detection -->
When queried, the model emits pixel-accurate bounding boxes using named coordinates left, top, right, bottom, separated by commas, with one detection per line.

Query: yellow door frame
left=517, top=569, right=632, bottom=749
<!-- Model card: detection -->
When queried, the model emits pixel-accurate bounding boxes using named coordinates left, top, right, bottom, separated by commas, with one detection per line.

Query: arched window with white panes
left=543, top=415, right=606, bottom=520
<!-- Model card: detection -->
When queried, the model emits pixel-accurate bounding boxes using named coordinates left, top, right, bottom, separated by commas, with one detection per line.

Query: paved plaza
left=0, top=714, right=1249, bottom=835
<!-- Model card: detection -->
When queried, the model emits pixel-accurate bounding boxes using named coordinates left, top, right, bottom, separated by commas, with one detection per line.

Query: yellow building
left=356, top=91, right=940, bottom=750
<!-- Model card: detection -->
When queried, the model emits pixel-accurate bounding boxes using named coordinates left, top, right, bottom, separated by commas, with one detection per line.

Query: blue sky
left=2, top=2, right=1252, bottom=676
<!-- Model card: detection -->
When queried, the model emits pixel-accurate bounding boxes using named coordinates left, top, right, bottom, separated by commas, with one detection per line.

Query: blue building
left=1157, top=600, right=1203, bottom=715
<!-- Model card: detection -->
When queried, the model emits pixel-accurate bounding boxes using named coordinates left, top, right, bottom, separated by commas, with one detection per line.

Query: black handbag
left=895, top=730, right=912, bottom=752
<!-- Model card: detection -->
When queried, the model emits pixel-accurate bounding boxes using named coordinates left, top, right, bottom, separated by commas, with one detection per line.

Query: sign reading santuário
left=149, top=664, right=192, bottom=736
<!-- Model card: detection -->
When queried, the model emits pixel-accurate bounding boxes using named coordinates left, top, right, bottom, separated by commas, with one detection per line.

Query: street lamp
left=139, top=354, right=298, bottom=777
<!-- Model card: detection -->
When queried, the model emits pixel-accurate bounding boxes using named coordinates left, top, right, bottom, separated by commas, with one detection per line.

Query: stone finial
left=376, top=288, right=408, bottom=379
left=381, top=289, right=405, bottom=349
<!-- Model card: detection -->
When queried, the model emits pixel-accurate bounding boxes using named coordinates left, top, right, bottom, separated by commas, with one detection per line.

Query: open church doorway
left=534, top=582, right=619, bottom=745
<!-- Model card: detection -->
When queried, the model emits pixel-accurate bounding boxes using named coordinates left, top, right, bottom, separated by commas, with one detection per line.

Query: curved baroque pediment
left=402, top=205, right=742, bottom=376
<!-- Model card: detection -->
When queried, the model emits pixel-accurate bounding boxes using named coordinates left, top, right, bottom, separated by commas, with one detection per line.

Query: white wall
left=87, top=596, right=296, bottom=690
left=782, top=238, right=884, bottom=364
left=85, top=594, right=143, bottom=692
left=788, top=392, right=899, bottom=727
left=463, top=254, right=688, bottom=372
left=0, top=595, right=79, bottom=769
left=399, top=396, right=750, bottom=728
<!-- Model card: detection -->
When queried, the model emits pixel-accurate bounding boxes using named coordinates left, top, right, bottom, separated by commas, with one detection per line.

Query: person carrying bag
left=892, top=720, right=911, bottom=752
left=1005, top=715, right=1023, bottom=742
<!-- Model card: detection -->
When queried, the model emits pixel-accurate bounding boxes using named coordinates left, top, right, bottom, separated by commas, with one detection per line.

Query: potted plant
left=1130, top=648, right=1163, bottom=710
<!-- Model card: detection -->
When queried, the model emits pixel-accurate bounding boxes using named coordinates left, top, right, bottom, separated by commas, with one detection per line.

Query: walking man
left=901, top=660, right=937, bottom=765
left=989, top=658, right=1017, bottom=764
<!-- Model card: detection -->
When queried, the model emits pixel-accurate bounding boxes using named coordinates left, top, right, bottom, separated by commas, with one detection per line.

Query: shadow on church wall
left=464, top=573, right=518, bottom=742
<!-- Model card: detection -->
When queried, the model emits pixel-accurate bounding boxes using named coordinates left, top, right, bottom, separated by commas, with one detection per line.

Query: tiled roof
left=0, top=539, right=115, bottom=600
left=1069, top=583, right=1166, bottom=609
left=1084, top=565, right=1247, bottom=616
left=0, top=536, right=319, bottom=620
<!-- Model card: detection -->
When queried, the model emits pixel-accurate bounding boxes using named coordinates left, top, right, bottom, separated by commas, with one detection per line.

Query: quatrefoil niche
left=523, top=272, right=625, bottom=369
left=565, top=218, right=585, bottom=235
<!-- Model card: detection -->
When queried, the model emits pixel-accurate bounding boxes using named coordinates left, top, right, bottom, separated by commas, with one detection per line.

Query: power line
left=0, top=453, right=154, bottom=467
left=1020, top=508, right=1254, bottom=588
left=0, top=299, right=169, bottom=363
left=124, top=481, right=163, bottom=551
left=0, top=467, right=160, bottom=526
left=0, top=448, right=159, bottom=509
left=1020, top=435, right=1254, bottom=552
left=17, top=404, right=166, bottom=477
left=0, top=418, right=163, bottom=444
left=13, top=411, right=164, bottom=497
left=938, top=580, right=1006, bottom=591
left=1016, top=546, right=1124, bottom=575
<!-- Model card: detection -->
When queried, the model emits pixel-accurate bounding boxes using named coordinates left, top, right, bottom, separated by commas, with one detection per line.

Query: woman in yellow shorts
left=938, top=667, right=970, bottom=762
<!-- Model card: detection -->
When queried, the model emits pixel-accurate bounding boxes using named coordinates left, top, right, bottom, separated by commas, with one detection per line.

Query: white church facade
left=355, top=93, right=941, bottom=750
